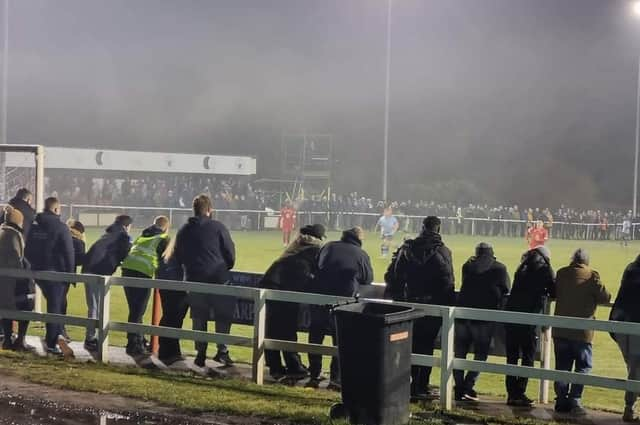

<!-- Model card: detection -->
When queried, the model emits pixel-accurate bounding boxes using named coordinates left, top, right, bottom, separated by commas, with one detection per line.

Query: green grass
left=45, top=229, right=640, bottom=414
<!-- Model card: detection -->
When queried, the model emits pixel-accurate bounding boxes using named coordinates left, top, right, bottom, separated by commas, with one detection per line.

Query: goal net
left=0, top=144, right=44, bottom=211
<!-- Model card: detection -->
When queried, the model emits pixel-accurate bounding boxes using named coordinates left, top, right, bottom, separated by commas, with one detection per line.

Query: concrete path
left=20, top=336, right=634, bottom=424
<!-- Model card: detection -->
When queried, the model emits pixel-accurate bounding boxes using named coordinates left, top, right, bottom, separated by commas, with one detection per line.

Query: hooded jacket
left=611, top=255, right=640, bottom=324
left=384, top=231, right=455, bottom=305
left=25, top=211, right=74, bottom=274
left=121, top=225, right=169, bottom=278
left=174, top=215, right=235, bottom=284
left=313, top=229, right=373, bottom=297
left=457, top=251, right=510, bottom=311
left=553, top=263, right=611, bottom=343
left=506, top=249, right=555, bottom=314
left=82, top=223, right=132, bottom=276
left=1, top=197, right=35, bottom=239
left=0, top=222, right=25, bottom=310
left=259, top=234, right=322, bottom=292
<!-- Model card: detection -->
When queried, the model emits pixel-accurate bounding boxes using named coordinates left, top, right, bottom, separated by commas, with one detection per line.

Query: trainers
left=305, top=376, right=326, bottom=389
left=83, top=339, right=98, bottom=352
left=213, top=351, right=234, bottom=366
left=125, top=344, right=147, bottom=357
left=286, top=367, right=310, bottom=380
left=327, top=381, right=342, bottom=392
left=11, top=341, right=35, bottom=353
left=463, top=389, right=480, bottom=402
left=160, top=354, right=186, bottom=366
left=569, top=405, right=588, bottom=417
left=507, top=396, right=534, bottom=407
left=46, top=346, right=64, bottom=356
left=194, top=352, right=206, bottom=368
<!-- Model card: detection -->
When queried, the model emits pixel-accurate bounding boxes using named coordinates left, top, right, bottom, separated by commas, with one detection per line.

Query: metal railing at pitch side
left=0, top=268, right=638, bottom=411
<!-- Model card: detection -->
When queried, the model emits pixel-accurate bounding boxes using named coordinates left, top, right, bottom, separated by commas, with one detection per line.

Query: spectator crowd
left=3, top=187, right=640, bottom=423
left=37, top=174, right=638, bottom=241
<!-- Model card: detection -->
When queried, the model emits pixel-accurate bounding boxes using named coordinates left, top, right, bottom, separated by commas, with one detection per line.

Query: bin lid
left=333, top=301, right=425, bottom=325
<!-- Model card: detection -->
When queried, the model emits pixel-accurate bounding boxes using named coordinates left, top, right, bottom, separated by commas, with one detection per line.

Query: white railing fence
left=61, top=203, right=640, bottom=240
left=0, top=268, right=639, bottom=411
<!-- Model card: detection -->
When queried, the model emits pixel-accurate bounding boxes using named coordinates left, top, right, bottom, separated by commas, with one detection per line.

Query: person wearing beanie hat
left=259, top=223, right=325, bottom=381
left=299, top=223, right=326, bottom=241
left=306, top=226, right=373, bottom=388
left=454, top=242, right=510, bottom=402
left=0, top=205, right=29, bottom=351
left=552, top=249, right=610, bottom=414
left=504, top=247, right=556, bottom=407
left=385, top=215, right=454, bottom=401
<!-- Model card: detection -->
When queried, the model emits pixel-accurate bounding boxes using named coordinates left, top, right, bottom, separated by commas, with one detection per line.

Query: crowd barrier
left=0, top=268, right=637, bottom=411
left=61, top=203, right=640, bottom=241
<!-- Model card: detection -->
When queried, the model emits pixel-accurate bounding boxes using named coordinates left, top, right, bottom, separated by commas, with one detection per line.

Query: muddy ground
left=0, top=374, right=291, bottom=425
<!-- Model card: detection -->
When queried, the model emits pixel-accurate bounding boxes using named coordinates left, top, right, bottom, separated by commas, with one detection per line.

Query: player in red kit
left=526, top=220, right=548, bottom=250
left=279, top=203, right=297, bottom=246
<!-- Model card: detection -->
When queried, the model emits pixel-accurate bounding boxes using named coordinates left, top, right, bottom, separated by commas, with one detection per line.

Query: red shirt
left=279, top=207, right=296, bottom=231
left=527, top=227, right=548, bottom=250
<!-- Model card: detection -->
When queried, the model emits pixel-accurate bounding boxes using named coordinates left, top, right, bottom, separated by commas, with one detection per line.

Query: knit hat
left=475, top=242, right=494, bottom=257
left=300, top=224, right=326, bottom=240
left=3, top=205, right=24, bottom=229
left=571, top=248, right=589, bottom=266
left=535, top=245, right=551, bottom=261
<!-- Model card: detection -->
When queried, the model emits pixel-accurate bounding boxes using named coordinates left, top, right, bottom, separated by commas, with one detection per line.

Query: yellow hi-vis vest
left=121, top=233, right=169, bottom=278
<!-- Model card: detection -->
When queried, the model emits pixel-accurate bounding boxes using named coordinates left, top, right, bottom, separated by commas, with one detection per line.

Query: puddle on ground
left=0, top=394, right=201, bottom=425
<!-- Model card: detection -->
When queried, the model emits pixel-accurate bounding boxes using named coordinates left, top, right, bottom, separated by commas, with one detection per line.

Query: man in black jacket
left=504, top=246, right=555, bottom=407
left=307, top=226, right=373, bottom=388
left=610, top=254, right=640, bottom=422
left=175, top=194, right=236, bottom=367
left=260, top=224, right=325, bottom=380
left=454, top=242, right=510, bottom=402
left=82, top=215, right=132, bottom=351
left=25, top=197, right=75, bottom=356
left=385, top=216, right=455, bottom=401
left=1, top=188, right=35, bottom=238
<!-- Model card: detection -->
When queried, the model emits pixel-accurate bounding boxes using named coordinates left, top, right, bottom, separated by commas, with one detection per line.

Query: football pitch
left=57, top=229, right=637, bottom=411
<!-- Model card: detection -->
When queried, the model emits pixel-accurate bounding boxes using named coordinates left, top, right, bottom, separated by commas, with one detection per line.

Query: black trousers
left=158, top=289, right=189, bottom=360
left=505, top=324, right=537, bottom=398
left=265, top=300, right=305, bottom=375
left=453, top=320, right=493, bottom=393
left=411, top=316, right=442, bottom=395
left=122, top=269, right=152, bottom=348
left=37, top=280, right=68, bottom=349
left=308, top=305, right=339, bottom=382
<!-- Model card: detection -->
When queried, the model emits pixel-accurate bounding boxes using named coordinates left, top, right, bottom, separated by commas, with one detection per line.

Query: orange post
left=151, top=288, right=162, bottom=355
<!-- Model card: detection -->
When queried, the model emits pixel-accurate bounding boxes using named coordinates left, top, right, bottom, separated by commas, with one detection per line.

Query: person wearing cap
left=384, top=216, right=455, bottom=401
left=553, top=248, right=611, bottom=415
left=504, top=245, right=556, bottom=407
left=307, top=226, right=373, bottom=389
left=453, top=242, right=510, bottom=402
left=610, top=253, right=640, bottom=422
left=0, top=206, right=34, bottom=351
left=259, top=224, right=325, bottom=381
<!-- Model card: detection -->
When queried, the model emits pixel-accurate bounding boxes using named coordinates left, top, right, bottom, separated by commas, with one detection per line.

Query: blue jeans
left=453, top=320, right=493, bottom=394
left=553, top=338, right=593, bottom=407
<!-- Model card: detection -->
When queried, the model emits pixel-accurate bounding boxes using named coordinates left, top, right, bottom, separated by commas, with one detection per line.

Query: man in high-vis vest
left=121, top=216, right=170, bottom=356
